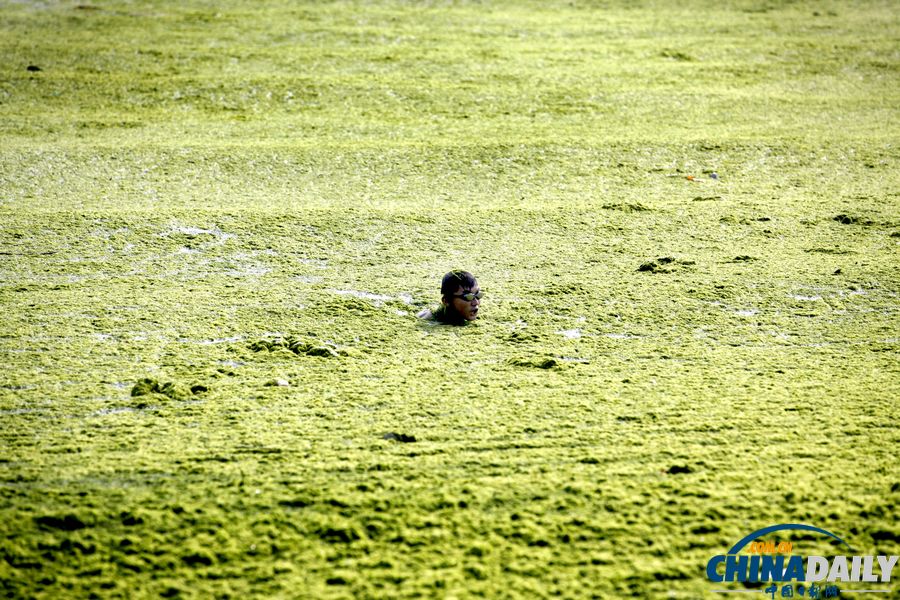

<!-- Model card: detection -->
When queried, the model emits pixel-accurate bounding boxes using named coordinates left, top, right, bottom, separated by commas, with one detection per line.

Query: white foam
left=556, top=329, right=582, bottom=339
left=179, top=336, right=245, bottom=345
left=331, top=289, right=414, bottom=305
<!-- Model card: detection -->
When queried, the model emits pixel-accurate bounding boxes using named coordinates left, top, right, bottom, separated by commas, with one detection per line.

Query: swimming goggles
left=452, top=291, right=483, bottom=302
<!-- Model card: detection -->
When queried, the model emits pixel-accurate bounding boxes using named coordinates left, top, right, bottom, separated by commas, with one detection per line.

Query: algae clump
left=130, top=378, right=196, bottom=402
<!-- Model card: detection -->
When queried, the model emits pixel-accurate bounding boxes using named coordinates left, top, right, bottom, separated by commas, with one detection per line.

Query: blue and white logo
left=706, top=523, right=898, bottom=598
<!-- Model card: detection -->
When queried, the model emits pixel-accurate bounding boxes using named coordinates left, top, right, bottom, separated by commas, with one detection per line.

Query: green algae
left=506, top=356, right=561, bottom=370
left=0, top=0, right=898, bottom=598
left=130, top=378, right=198, bottom=402
left=2, top=208, right=897, bottom=598
left=249, top=336, right=341, bottom=358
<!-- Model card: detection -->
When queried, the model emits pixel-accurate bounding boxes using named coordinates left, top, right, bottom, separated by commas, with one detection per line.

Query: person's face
left=444, top=283, right=481, bottom=321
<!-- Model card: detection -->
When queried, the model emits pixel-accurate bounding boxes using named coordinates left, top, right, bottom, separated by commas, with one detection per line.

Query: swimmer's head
left=441, top=270, right=481, bottom=321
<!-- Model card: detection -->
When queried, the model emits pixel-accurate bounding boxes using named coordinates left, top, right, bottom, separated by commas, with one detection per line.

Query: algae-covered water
left=1, top=1, right=898, bottom=598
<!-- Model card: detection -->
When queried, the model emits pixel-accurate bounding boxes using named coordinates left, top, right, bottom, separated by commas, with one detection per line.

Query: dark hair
left=441, top=270, right=477, bottom=298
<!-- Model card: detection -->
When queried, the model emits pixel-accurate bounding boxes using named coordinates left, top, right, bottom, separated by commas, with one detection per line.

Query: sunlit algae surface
left=0, top=0, right=897, bottom=598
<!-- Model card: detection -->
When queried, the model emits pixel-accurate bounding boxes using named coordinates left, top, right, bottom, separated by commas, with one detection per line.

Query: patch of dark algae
left=34, top=514, right=88, bottom=531
left=130, top=378, right=207, bottom=405
left=249, top=336, right=340, bottom=358
left=666, top=464, right=695, bottom=475
left=507, top=356, right=559, bottom=369
left=833, top=214, right=875, bottom=225
left=638, top=256, right=695, bottom=273
left=382, top=432, right=416, bottom=443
